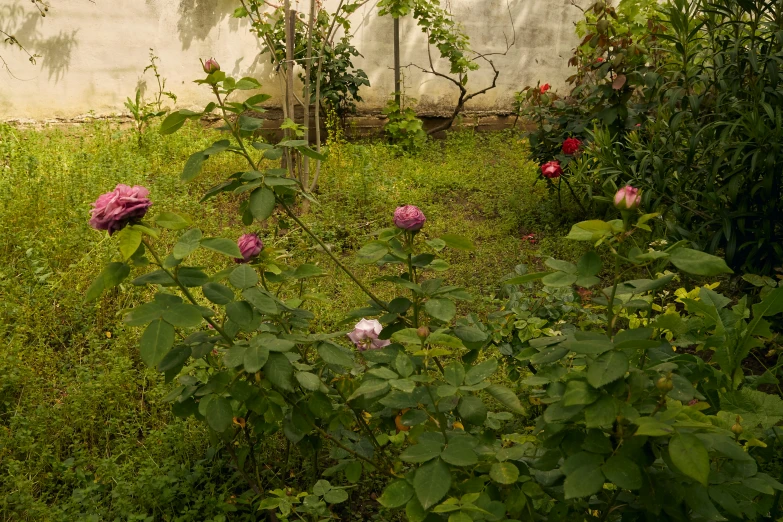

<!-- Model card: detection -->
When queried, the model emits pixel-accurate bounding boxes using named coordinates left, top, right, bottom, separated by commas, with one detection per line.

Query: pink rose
left=614, top=186, right=641, bottom=211
left=541, top=161, right=562, bottom=179
left=393, top=205, right=426, bottom=231
left=540, top=83, right=550, bottom=94
left=562, top=137, right=582, bottom=155
left=235, top=233, right=263, bottom=263
left=89, top=184, right=152, bottom=235
left=347, top=318, right=391, bottom=351
left=202, top=58, right=220, bottom=74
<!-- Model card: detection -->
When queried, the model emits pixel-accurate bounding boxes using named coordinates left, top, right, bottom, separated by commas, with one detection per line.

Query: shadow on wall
left=1, top=1, right=78, bottom=82
left=177, top=0, right=240, bottom=50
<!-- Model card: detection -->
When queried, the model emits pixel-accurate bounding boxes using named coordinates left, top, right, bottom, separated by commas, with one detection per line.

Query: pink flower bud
left=347, top=318, right=391, bottom=351
left=89, top=184, right=152, bottom=235
left=235, top=233, right=263, bottom=263
left=393, top=205, right=426, bottom=231
left=614, top=186, right=641, bottom=211
left=202, top=58, right=220, bottom=74
left=540, top=160, right=562, bottom=179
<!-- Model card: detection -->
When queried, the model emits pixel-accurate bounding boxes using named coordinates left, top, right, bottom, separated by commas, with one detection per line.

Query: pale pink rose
left=348, top=318, right=391, bottom=351
left=541, top=161, right=562, bottom=179
left=614, top=186, right=641, bottom=211
left=202, top=58, right=220, bottom=74
left=89, top=184, right=152, bottom=235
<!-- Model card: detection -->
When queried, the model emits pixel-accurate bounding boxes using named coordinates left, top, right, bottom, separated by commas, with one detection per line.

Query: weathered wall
left=0, top=0, right=586, bottom=121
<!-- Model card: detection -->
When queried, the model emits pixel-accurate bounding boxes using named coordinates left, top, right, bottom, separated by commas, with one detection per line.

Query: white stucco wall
left=0, top=0, right=586, bottom=120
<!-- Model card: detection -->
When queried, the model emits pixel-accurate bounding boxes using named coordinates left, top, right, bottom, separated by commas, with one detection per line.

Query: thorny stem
left=334, top=387, right=395, bottom=469
left=599, top=489, right=621, bottom=522
left=211, top=90, right=388, bottom=312
left=142, top=239, right=235, bottom=346
left=226, top=442, right=262, bottom=495
left=605, top=250, right=622, bottom=338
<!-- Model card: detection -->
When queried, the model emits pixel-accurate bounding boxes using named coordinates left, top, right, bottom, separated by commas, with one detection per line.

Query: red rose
left=596, top=57, right=605, bottom=63
left=562, top=137, right=582, bottom=155
left=539, top=83, right=551, bottom=94
left=541, top=161, right=562, bottom=179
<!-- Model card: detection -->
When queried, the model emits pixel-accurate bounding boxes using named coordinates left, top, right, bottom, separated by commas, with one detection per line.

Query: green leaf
left=202, top=282, right=234, bottom=305
left=562, top=380, right=600, bottom=406
left=297, top=145, right=328, bottom=161
left=669, top=433, right=709, bottom=486
left=545, top=258, right=578, bottom=274
left=490, top=462, right=519, bottom=484
left=602, top=455, right=642, bottom=490
left=161, top=303, right=203, bottom=327
left=173, top=229, right=203, bottom=259
left=542, top=271, right=578, bottom=287
left=585, top=396, right=617, bottom=428
left=720, top=388, right=783, bottom=431
left=464, top=359, right=497, bottom=386
left=444, top=362, right=465, bottom=387
left=157, top=345, right=190, bottom=372
left=577, top=251, right=602, bottom=277
left=293, top=264, right=324, bottom=279
left=503, top=271, right=551, bottom=285
left=295, top=372, right=322, bottom=391
left=564, top=465, right=605, bottom=499
left=324, top=489, right=348, bottom=504
left=235, top=76, right=262, bottom=90
left=669, top=248, right=733, bottom=276
left=117, top=226, right=143, bottom=260
left=160, top=111, right=188, bottom=134
left=249, top=187, right=276, bottom=221
left=401, top=440, right=444, bottom=463
left=155, top=212, right=191, bottom=230
left=264, top=352, right=294, bottom=391
left=200, top=238, right=242, bottom=258
left=244, top=345, right=270, bottom=373
left=587, top=350, right=629, bottom=388
left=485, top=384, right=525, bottom=414
left=414, top=459, right=452, bottom=510
left=357, top=241, right=388, bottom=264
left=318, top=342, right=354, bottom=368
left=378, top=480, right=414, bottom=509
left=124, top=302, right=163, bottom=326
left=229, top=264, right=258, bottom=289
left=633, top=417, right=674, bottom=437
left=440, top=234, right=474, bottom=250
left=566, top=220, right=613, bottom=241
left=206, top=397, right=233, bottom=432
left=177, top=267, right=209, bottom=287
left=85, top=262, right=130, bottom=302
left=140, top=319, right=175, bottom=367
left=458, top=396, right=487, bottom=425
left=181, top=152, right=206, bottom=182
left=424, top=299, right=456, bottom=322
left=242, top=288, right=278, bottom=315
left=440, top=442, right=478, bottom=467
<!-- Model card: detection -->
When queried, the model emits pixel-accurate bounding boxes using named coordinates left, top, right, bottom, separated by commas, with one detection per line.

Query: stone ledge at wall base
left=2, top=107, right=528, bottom=138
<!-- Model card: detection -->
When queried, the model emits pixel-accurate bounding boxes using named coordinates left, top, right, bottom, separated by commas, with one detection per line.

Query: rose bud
left=393, top=205, right=426, bottom=231
left=540, top=160, right=562, bottom=179
left=417, top=326, right=430, bottom=339
left=539, top=83, right=550, bottom=94
left=562, top=137, right=582, bottom=155
left=235, top=233, right=263, bottom=263
left=656, top=376, right=674, bottom=392
left=202, top=58, right=220, bottom=74
left=347, top=318, right=391, bottom=351
left=614, top=186, right=642, bottom=211
left=89, top=184, right=152, bottom=235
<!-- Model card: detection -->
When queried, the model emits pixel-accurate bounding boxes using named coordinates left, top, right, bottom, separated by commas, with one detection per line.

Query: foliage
left=81, top=60, right=783, bottom=522
left=382, top=93, right=428, bottom=153
left=516, top=0, right=783, bottom=275
left=235, top=1, right=370, bottom=118
left=124, top=49, right=177, bottom=147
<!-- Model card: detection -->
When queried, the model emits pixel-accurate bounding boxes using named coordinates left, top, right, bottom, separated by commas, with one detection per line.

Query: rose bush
left=84, top=59, right=783, bottom=521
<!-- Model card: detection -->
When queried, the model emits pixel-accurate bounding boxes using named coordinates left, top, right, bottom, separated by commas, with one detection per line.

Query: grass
left=0, top=121, right=585, bottom=520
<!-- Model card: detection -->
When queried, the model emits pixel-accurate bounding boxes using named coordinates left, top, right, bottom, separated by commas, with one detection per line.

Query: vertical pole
left=394, top=16, right=401, bottom=106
